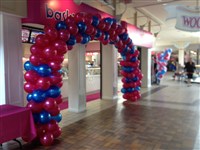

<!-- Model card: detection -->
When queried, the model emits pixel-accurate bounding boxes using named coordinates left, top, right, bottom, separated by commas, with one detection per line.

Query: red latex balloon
left=36, top=124, right=46, bottom=137
left=29, top=54, right=42, bottom=66
left=24, top=70, right=39, bottom=83
left=97, top=21, right=106, bottom=30
left=75, top=33, right=83, bottom=43
left=67, top=45, right=73, bottom=51
left=42, top=46, right=57, bottom=58
left=54, top=95, right=63, bottom=104
left=66, top=15, right=75, bottom=24
left=43, top=98, right=57, bottom=111
left=68, top=23, right=78, bottom=35
left=35, top=34, right=50, bottom=47
left=84, top=13, right=93, bottom=24
left=52, top=127, right=61, bottom=138
left=49, top=106, right=60, bottom=116
left=30, top=44, right=43, bottom=56
left=121, top=21, right=128, bottom=28
left=50, top=73, right=62, bottom=84
left=48, top=61, right=62, bottom=72
left=44, top=26, right=58, bottom=41
left=36, top=77, right=51, bottom=91
left=85, top=24, right=95, bottom=35
left=24, top=82, right=36, bottom=93
left=45, top=120, right=59, bottom=132
left=74, top=12, right=85, bottom=22
left=26, top=100, right=43, bottom=113
left=52, top=55, right=64, bottom=64
left=40, top=133, right=54, bottom=146
left=58, top=30, right=70, bottom=41
left=56, top=81, right=63, bottom=88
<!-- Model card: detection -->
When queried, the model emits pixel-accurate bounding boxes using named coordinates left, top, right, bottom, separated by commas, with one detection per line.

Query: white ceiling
left=84, top=0, right=200, bottom=51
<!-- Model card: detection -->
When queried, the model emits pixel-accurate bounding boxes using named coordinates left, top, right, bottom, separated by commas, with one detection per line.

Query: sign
left=165, top=5, right=200, bottom=32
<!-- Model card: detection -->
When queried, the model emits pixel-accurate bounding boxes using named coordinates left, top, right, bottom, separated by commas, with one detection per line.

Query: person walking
left=184, top=58, right=196, bottom=86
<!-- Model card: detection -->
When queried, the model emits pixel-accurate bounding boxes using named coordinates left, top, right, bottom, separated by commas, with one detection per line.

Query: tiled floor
left=1, top=72, right=200, bottom=150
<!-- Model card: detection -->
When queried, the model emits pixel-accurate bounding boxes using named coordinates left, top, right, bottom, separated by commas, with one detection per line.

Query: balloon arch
left=23, top=12, right=143, bottom=146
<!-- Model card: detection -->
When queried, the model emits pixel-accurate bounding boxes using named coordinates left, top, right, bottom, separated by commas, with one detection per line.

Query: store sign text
left=45, top=4, right=75, bottom=21
left=182, top=16, right=200, bottom=29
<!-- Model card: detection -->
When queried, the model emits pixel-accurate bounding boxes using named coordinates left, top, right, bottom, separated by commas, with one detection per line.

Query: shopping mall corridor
left=1, top=72, right=200, bottom=150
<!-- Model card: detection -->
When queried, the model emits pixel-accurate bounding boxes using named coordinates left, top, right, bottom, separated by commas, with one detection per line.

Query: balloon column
left=24, top=12, right=143, bottom=146
left=156, top=48, right=172, bottom=83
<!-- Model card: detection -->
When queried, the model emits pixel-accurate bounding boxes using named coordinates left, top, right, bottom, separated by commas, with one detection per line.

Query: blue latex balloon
left=24, top=61, right=34, bottom=71
left=32, top=90, right=46, bottom=103
left=26, top=93, right=33, bottom=102
left=66, top=35, right=76, bottom=46
left=104, top=32, right=109, bottom=40
left=35, top=64, right=52, bottom=77
left=135, top=86, right=141, bottom=91
left=133, top=77, right=138, bottom=82
left=120, top=33, right=129, bottom=41
left=39, top=110, right=51, bottom=124
left=104, top=17, right=113, bottom=25
left=95, top=29, right=102, bottom=38
left=127, top=88, right=133, bottom=92
left=131, top=57, right=137, bottom=62
left=51, top=113, right=62, bottom=123
left=121, top=88, right=127, bottom=93
left=56, top=21, right=67, bottom=30
left=33, top=113, right=39, bottom=123
left=47, top=86, right=61, bottom=98
left=81, top=34, right=90, bottom=44
left=92, top=16, right=99, bottom=26
left=77, top=22, right=87, bottom=33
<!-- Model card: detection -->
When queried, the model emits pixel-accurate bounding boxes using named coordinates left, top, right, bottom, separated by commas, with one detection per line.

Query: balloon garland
left=24, top=12, right=143, bottom=146
left=156, top=48, right=172, bottom=82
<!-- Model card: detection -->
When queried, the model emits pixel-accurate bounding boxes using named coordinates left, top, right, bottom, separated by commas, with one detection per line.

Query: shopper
left=184, top=58, right=196, bottom=86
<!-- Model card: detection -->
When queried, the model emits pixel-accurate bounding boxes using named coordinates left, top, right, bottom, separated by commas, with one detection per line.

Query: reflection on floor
left=1, top=72, right=200, bottom=150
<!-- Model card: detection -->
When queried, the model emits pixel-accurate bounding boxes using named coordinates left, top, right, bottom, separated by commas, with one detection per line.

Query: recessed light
left=162, top=3, right=167, bottom=5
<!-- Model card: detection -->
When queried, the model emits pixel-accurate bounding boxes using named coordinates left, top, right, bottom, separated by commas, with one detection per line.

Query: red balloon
left=85, top=24, right=94, bottom=35
left=36, top=77, right=51, bottom=90
left=42, top=46, right=57, bottom=58
left=56, top=81, right=63, bottom=88
left=44, top=26, right=58, bottom=41
left=75, top=33, right=83, bottom=43
left=55, top=95, right=63, bottom=104
left=48, top=61, right=62, bottom=72
left=58, top=30, right=70, bottom=41
left=104, top=22, right=111, bottom=31
left=68, top=23, right=78, bottom=35
left=36, top=124, right=46, bottom=137
left=24, top=70, right=39, bottom=83
left=30, top=44, right=43, bottom=56
left=40, top=133, right=54, bottom=146
left=49, top=106, right=60, bottom=116
left=52, top=127, right=61, bottom=138
left=35, top=34, right=50, bottom=47
left=52, top=55, right=65, bottom=64
left=24, top=82, right=36, bottom=93
left=67, top=45, right=73, bottom=51
left=29, top=54, right=42, bottom=66
left=74, top=12, right=85, bottom=22
left=111, top=22, right=118, bottom=30
left=43, top=98, right=57, bottom=111
left=50, top=73, right=62, bottom=84
left=97, top=21, right=106, bottom=30
left=66, top=15, right=75, bottom=24
left=120, top=21, right=128, bottom=28
left=45, top=120, right=58, bottom=132
left=84, top=13, right=93, bottom=24
left=26, top=100, right=43, bottom=113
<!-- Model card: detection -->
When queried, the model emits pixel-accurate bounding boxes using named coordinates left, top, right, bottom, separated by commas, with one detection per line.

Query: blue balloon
left=51, top=113, right=62, bottom=123
left=92, top=16, right=99, bottom=26
left=35, top=64, right=52, bottom=77
left=121, top=88, right=127, bottom=93
left=127, top=88, right=133, bottom=92
left=33, top=113, right=39, bottom=123
left=39, top=110, right=51, bottom=124
left=77, top=22, right=87, bottom=33
left=81, top=34, right=90, bottom=44
left=135, top=86, right=141, bottom=91
left=131, top=57, right=137, bottom=62
left=104, top=18, right=113, bottom=25
left=47, top=86, right=61, bottom=98
left=120, top=33, right=129, bottom=41
left=32, top=90, right=46, bottom=103
left=95, top=29, right=102, bottom=38
left=56, top=21, right=67, bottom=30
left=133, top=77, right=138, bottom=82
left=26, top=93, right=33, bottom=102
left=104, top=32, right=110, bottom=40
left=66, top=35, right=76, bottom=46
left=24, top=61, right=34, bottom=71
